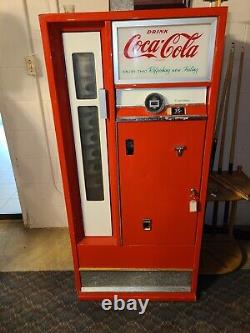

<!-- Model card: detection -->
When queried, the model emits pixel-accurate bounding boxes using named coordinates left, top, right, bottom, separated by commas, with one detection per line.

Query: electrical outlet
left=24, top=55, right=37, bottom=76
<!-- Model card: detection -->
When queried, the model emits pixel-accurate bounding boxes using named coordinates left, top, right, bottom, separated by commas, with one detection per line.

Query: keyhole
left=175, top=145, right=186, bottom=157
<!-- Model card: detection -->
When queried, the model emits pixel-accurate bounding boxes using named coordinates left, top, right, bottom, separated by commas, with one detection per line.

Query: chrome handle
left=98, top=89, right=107, bottom=119
left=175, top=145, right=186, bottom=157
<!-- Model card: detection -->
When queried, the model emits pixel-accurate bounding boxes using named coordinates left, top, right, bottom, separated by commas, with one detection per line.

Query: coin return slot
left=126, top=139, right=134, bottom=155
left=149, top=100, right=160, bottom=108
left=143, top=219, right=152, bottom=231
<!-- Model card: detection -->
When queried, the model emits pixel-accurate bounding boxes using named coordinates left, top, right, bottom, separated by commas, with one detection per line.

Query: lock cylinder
left=145, top=93, right=165, bottom=113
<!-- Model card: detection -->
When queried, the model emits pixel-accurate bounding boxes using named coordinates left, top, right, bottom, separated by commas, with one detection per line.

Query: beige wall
left=0, top=0, right=250, bottom=226
left=0, top=0, right=109, bottom=228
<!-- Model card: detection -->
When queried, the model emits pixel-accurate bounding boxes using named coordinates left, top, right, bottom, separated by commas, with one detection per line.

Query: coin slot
left=149, top=100, right=160, bottom=108
left=143, top=219, right=152, bottom=231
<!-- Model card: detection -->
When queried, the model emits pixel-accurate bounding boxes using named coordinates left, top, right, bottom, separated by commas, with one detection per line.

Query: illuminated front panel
left=112, top=18, right=217, bottom=84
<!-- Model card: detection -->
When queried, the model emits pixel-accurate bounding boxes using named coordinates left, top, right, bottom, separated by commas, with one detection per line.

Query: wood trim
left=134, top=0, right=190, bottom=10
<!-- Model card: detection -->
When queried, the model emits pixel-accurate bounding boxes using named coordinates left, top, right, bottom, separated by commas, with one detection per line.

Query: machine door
left=118, top=120, right=206, bottom=246
left=63, top=32, right=112, bottom=236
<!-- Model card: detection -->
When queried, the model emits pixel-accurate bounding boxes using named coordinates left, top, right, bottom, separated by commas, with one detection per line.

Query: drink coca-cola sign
left=112, top=18, right=217, bottom=84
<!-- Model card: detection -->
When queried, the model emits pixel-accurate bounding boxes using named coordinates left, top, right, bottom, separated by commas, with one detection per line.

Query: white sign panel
left=116, top=87, right=207, bottom=106
left=112, top=18, right=217, bottom=84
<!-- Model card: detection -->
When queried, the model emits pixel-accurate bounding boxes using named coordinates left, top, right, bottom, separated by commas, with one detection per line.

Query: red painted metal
left=39, top=7, right=227, bottom=301
left=40, top=7, right=226, bottom=22
left=118, top=120, right=206, bottom=246
left=191, top=9, right=228, bottom=294
left=78, top=291, right=196, bottom=302
left=100, top=21, right=121, bottom=244
left=77, top=243, right=195, bottom=268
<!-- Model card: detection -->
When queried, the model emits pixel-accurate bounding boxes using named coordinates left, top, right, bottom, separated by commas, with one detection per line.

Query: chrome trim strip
left=81, top=286, right=191, bottom=292
left=98, top=89, right=107, bottom=119
left=116, top=103, right=200, bottom=107
left=116, top=115, right=207, bottom=122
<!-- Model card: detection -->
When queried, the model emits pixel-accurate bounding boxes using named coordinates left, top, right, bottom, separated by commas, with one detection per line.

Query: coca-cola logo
left=123, top=32, right=203, bottom=59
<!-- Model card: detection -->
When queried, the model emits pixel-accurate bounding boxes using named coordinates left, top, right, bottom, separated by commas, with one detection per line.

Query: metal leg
left=223, top=200, right=230, bottom=227
left=212, top=201, right=219, bottom=232
left=228, top=201, right=237, bottom=235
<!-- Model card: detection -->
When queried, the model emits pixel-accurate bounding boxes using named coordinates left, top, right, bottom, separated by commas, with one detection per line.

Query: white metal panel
left=63, top=32, right=112, bottom=236
left=116, top=87, right=207, bottom=106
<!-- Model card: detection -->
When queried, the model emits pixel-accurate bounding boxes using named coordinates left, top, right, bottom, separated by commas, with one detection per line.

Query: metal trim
left=81, top=286, right=191, bottom=292
left=117, top=104, right=205, bottom=108
left=112, top=17, right=217, bottom=84
left=98, top=89, right=107, bottom=119
left=116, top=115, right=207, bottom=122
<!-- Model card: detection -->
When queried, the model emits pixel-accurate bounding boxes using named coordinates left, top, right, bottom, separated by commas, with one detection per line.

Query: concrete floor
left=0, top=219, right=249, bottom=272
left=0, top=220, right=73, bottom=271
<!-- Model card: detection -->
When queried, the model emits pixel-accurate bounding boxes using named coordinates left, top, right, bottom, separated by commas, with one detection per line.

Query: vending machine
left=40, top=7, right=227, bottom=301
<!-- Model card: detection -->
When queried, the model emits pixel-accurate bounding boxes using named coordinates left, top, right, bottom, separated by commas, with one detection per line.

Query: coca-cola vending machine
left=40, top=7, right=227, bottom=301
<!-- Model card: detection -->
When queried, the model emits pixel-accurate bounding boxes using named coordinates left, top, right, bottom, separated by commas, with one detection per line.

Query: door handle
left=175, top=145, right=186, bottom=157
left=98, top=89, right=107, bottom=119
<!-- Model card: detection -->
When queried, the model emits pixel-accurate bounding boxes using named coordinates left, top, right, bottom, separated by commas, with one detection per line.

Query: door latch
left=175, top=145, right=186, bottom=157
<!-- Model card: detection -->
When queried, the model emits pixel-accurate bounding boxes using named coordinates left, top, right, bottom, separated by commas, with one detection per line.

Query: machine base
left=79, top=270, right=194, bottom=299
left=78, top=291, right=196, bottom=302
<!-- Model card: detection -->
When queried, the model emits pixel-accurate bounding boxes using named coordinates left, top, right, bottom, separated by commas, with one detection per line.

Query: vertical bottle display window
left=72, top=53, right=97, bottom=99
left=78, top=106, right=104, bottom=201
left=73, top=53, right=104, bottom=201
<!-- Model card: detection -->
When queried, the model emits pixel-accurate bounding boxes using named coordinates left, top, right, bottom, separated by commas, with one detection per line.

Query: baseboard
left=0, top=214, right=22, bottom=221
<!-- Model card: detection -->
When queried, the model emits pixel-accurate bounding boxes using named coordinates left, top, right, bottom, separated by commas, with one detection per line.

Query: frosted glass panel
left=78, top=106, right=104, bottom=201
left=72, top=53, right=97, bottom=99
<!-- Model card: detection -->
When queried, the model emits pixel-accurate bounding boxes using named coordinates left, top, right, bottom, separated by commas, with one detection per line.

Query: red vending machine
left=40, top=7, right=227, bottom=301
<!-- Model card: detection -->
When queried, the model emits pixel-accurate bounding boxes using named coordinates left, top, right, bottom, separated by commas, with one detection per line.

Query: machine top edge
left=39, top=7, right=228, bottom=24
